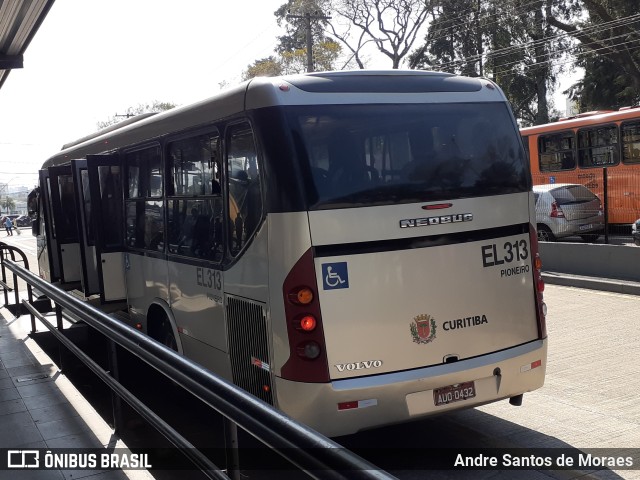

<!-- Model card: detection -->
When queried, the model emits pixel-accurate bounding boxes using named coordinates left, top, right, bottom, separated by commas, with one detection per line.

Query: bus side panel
left=222, top=221, right=269, bottom=303
left=125, top=253, right=169, bottom=327
left=168, top=260, right=227, bottom=354
left=266, top=212, right=313, bottom=378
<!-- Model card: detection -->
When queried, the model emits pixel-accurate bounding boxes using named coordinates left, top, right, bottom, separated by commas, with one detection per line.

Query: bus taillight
left=281, top=249, right=329, bottom=383
left=529, top=224, right=547, bottom=339
left=288, top=286, right=314, bottom=305
left=297, top=314, right=317, bottom=332
left=297, top=341, right=321, bottom=359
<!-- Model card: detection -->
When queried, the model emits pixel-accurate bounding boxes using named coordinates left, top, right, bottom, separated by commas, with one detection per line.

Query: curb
left=542, top=271, right=640, bottom=296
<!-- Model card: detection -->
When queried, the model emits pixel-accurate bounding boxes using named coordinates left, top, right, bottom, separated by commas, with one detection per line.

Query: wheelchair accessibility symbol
left=322, top=262, right=349, bottom=290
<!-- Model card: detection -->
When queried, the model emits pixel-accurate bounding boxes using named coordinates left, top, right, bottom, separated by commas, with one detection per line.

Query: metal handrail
left=0, top=242, right=35, bottom=327
left=4, top=258, right=396, bottom=480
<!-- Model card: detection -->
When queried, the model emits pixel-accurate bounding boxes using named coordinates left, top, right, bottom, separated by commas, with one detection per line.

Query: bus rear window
left=287, top=103, right=528, bottom=209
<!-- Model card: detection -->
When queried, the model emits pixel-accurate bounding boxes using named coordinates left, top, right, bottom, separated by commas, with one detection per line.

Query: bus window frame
left=165, top=126, right=225, bottom=264
left=621, top=119, right=640, bottom=165
left=123, top=142, right=165, bottom=255
left=576, top=123, right=620, bottom=169
left=224, top=119, right=265, bottom=260
left=537, top=129, right=577, bottom=173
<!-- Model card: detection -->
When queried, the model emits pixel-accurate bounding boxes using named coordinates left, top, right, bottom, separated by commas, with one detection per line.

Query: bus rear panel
left=264, top=75, right=547, bottom=436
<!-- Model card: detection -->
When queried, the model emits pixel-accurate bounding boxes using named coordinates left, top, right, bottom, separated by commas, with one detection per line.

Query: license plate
left=433, top=381, right=476, bottom=406
left=579, top=224, right=593, bottom=231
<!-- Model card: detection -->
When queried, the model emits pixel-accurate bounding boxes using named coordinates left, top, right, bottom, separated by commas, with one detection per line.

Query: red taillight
left=297, top=314, right=317, bottom=332
left=281, top=249, right=329, bottom=382
left=529, top=224, right=547, bottom=339
left=550, top=201, right=565, bottom=218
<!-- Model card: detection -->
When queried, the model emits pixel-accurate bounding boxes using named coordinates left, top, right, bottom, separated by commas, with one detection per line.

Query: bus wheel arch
left=146, top=301, right=182, bottom=354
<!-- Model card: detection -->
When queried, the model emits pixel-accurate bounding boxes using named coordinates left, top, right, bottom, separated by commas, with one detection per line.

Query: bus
left=32, top=70, right=547, bottom=437
left=521, top=107, right=640, bottom=227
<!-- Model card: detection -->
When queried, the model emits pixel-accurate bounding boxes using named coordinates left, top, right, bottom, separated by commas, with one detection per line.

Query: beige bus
left=33, top=70, right=547, bottom=437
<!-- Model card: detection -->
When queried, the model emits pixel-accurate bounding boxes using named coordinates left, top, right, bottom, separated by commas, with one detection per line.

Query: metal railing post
left=107, top=339, right=124, bottom=434
left=223, top=418, right=241, bottom=480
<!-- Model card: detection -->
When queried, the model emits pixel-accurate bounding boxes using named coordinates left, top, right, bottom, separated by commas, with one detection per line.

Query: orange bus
left=521, top=107, right=640, bottom=226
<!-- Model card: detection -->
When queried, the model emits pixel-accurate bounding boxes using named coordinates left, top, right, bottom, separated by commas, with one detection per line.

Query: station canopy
left=0, top=0, right=55, bottom=90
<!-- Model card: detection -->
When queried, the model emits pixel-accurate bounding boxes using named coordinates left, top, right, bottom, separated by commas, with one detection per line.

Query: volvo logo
left=334, top=360, right=383, bottom=372
left=399, top=213, right=473, bottom=228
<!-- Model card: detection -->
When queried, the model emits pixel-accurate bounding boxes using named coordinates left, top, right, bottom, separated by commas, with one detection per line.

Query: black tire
left=580, top=234, right=600, bottom=243
left=160, top=320, right=178, bottom=352
left=537, top=225, right=555, bottom=242
left=634, top=238, right=640, bottom=246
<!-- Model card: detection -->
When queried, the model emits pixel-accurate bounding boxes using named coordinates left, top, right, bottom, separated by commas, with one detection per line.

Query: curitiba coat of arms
left=410, top=314, right=437, bottom=344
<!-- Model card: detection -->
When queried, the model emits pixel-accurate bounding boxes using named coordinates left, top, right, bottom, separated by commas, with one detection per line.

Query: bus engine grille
left=226, top=295, right=274, bottom=405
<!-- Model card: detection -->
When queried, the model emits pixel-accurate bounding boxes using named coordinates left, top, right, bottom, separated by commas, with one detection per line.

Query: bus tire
left=160, top=320, right=178, bottom=352
left=537, top=225, right=555, bottom=242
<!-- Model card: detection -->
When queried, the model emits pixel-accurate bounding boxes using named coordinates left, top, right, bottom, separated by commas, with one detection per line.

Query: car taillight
left=529, top=224, right=547, bottom=339
left=281, top=249, right=329, bottom=382
left=549, top=201, right=565, bottom=218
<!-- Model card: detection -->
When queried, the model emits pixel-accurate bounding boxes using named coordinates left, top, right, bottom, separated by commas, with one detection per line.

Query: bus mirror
left=31, top=218, right=40, bottom=236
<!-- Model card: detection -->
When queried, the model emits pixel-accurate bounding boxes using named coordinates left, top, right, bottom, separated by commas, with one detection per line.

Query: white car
left=533, top=183, right=604, bottom=242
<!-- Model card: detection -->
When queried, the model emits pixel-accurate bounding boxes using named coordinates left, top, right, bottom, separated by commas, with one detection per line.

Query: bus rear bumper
left=273, top=339, right=547, bottom=437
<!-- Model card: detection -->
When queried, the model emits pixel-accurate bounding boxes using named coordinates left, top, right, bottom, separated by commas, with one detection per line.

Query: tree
left=242, top=57, right=284, bottom=81
left=273, top=0, right=341, bottom=73
left=97, top=101, right=177, bottom=130
left=2, top=196, right=15, bottom=214
left=328, top=0, right=434, bottom=69
left=545, top=0, right=640, bottom=109
left=410, top=0, right=566, bottom=126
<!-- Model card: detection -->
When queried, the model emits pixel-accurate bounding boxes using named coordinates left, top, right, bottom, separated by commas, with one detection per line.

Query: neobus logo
left=399, top=213, right=473, bottom=228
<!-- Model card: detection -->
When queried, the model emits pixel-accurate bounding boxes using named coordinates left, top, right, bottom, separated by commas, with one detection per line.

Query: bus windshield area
left=287, top=103, right=529, bottom=209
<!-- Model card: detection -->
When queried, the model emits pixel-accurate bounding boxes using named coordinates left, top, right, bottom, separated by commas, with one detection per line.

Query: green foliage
left=411, top=0, right=569, bottom=126
left=242, top=57, right=284, bottom=80
left=2, top=196, right=15, bottom=214
left=549, top=0, right=640, bottom=111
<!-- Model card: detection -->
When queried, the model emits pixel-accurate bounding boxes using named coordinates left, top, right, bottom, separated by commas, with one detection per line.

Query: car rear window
left=551, top=185, right=597, bottom=205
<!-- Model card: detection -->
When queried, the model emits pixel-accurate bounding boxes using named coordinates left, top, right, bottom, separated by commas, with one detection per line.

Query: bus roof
left=520, top=105, right=640, bottom=135
left=43, top=70, right=507, bottom=169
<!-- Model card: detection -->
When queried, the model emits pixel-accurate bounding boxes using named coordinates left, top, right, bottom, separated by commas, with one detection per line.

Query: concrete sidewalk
left=0, top=307, right=153, bottom=480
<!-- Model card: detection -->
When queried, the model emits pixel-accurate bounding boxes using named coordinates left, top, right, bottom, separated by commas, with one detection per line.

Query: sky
left=0, top=1, right=577, bottom=191
left=0, top=0, right=287, bottom=189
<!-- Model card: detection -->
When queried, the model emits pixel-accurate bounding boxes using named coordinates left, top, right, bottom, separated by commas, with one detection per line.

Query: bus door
left=47, top=165, right=81, bottom=284
left=86, top=154, right=127, bottom=303
left=71, top=159, right=100, bottom=296
left=38, top=168, right=61, bottom=282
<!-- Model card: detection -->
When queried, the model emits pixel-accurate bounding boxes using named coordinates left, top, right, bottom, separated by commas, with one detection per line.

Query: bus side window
left=538, top=132, right=576, bottom=171
left=577, top=125, right=619, bottom=168
left=125, top=146, right=164, bottom=252
left=226, top=124, right=262, bottom=256
left=166, top=131, right=222, bottom=261
left=622, top=121, right=640, bottom=164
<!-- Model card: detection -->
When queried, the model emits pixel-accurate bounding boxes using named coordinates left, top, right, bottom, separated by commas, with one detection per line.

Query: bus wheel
left=160, top=320, right=178, bottom=352
left=537, top=225, right=555, bottom=242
